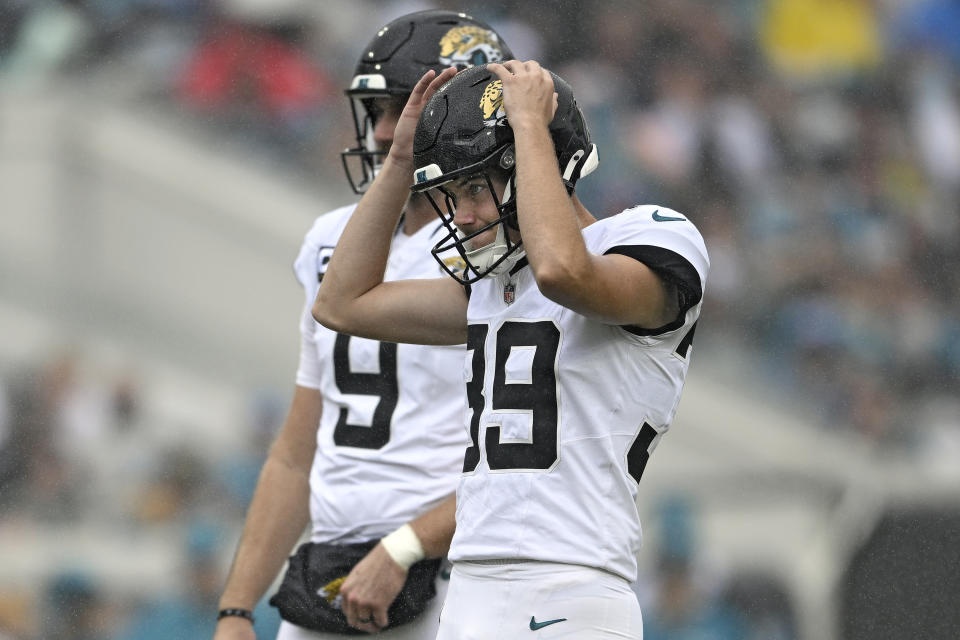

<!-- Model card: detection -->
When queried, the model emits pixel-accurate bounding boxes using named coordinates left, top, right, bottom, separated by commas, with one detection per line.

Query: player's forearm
left=378, top=493, right=456, bottom=573
left=218, top=454, right=312, bottom=610
left=512, top=121, right=593, bottom=295
left=313, top=156, right=410, bottom=328
left=408, top=493, right=456, bottom=558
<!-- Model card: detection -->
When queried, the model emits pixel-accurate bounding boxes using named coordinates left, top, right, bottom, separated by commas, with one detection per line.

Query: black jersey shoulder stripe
left=605, top=244, right=702, bottom=337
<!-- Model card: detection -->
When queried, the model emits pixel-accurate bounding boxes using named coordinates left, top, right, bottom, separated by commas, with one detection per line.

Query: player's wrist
left=506, top=113, right=550, bottom=135
left=380, top=523, right=425, bottom=570
left=384, top=151, right=415, bottom=175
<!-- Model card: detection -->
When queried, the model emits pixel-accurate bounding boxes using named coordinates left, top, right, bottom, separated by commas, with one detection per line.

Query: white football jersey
left=293, top=204, right=468, bottom=544
left=448, top=205, right=709, bottom=581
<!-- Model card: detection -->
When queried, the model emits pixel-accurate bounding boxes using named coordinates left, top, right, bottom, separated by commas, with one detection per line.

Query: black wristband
left=217, top=608, right=255, bottom=624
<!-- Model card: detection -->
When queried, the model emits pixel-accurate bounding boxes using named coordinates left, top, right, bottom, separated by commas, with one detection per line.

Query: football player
left=213, top=11, right=512, bottom=640
left=313, top=60, right=709, bottom=639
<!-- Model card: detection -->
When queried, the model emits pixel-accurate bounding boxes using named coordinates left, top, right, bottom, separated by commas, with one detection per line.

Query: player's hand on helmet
left=213, top=614, right=257, bottom=640
left=387, top=66, right=458, bottom=171
left=340, top=542, right=408, bottom=633
left=488, top=60, right=558, bottom=131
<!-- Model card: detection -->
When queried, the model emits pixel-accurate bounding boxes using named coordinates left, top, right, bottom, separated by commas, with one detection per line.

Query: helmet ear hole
left=499, top=145, right=516, bottom=170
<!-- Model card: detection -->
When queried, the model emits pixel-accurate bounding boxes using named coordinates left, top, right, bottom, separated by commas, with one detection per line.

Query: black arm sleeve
left=604, top=244, right=702, bottom=336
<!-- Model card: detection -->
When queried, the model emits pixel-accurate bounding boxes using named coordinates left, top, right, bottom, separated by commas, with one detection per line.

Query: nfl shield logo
left=503, top=282, right=515, bottom=305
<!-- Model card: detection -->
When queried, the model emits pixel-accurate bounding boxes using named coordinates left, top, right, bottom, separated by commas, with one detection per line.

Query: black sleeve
left=604, top=244, right=702, bottom=336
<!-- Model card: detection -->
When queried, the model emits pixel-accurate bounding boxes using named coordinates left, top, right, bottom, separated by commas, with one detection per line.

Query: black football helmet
left=341, top=10, right=513, bottom=194
left=411, top=64, right=598, bottom=284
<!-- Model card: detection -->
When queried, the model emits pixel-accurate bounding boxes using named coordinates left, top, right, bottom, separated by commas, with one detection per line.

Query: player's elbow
left=532, top=259, right=589, bottom=304
left=312, top=292, right=347, bottom=333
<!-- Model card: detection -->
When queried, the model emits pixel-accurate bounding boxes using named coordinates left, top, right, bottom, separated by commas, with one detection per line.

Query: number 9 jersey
left=293, top=204, right=468, bottom=544
left=449, top=205, right=709, bottom=582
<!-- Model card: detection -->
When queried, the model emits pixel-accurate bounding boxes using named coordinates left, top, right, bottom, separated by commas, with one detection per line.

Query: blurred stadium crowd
left=1, top=0, right=959, bottom=638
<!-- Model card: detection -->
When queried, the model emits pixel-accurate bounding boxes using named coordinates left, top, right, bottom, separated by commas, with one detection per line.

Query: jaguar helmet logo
left=480, top=80, right=506, bottom=127
left=439, top=26, right=504, bottom=68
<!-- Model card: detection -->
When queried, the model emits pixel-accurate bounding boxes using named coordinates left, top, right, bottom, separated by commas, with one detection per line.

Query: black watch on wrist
left=217, top=608, right=255, bottom=624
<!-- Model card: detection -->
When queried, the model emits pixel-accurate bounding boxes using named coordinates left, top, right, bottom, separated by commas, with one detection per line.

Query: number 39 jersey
left=293, top=204, right=468, bottom=544
left=448, top=205, right=709, bottom=582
